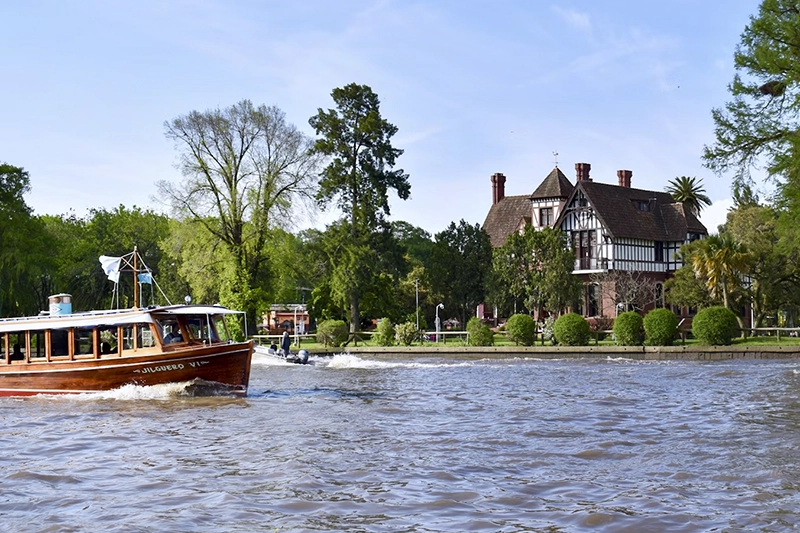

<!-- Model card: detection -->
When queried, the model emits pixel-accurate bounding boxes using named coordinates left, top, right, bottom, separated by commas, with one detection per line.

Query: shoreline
left=306, top=344, right=800, bottom=361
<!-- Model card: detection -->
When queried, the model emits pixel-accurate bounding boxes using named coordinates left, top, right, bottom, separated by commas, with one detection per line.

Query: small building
left=261, top=304, right=310, bottom=335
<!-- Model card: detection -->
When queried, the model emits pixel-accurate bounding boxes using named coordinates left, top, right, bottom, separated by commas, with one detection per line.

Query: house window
left=572, top=230, right=596, bottom=269
left=540, top=207, right=553, bottom=227
left=634, top=200, right=650, bottom=212
left=654, top=241, right=664, bottom=262
left=587, top=284, right=599, bottom=317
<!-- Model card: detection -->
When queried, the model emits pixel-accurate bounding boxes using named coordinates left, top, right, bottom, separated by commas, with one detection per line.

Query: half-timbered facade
left=483, top=162, right=707, bottom=320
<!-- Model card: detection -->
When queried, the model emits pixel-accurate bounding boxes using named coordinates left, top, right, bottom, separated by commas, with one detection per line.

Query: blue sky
left=1, top=1, right=760, bottom=236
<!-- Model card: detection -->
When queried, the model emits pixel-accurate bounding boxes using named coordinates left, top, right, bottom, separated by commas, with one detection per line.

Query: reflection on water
left=2, top=355, right=800, bottom=532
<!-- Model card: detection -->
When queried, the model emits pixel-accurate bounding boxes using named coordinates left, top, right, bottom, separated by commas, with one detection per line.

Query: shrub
left=466, top=317, right=494, bottom=346
left=540, top=316, right=557, bottom=345
left=643, top=308, right=679, bottom=346
left=692, top=306, right=739, bottom=345
left=316, top=319, right=349, bottom=347
left=613, top=311, right=643, bottom=346
left=395, top=322, right=418, bottom=346
left=590, top=316, right=613, bottom=342
left=374, top=318, right=395, bottom=346
left=506, top=314, right=537, bottom=346
left=553, top=313, right=590, bottom=346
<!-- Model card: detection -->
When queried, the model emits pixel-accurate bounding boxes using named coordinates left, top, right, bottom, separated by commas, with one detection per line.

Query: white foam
left=323, top=353, right=478, bottom=370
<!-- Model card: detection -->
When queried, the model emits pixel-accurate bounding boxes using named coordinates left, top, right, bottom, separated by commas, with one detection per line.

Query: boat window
left=74, top=328, right=94, bottom=356
left=212, top=316, right=231, bottom=343
left=30, top=332, right=46, bottom=360
left=137, top=323, right=156, bottom=348
left=98, top=326, right=118, bottom=355
left=156, top=318, right=182, bottom=344
left=8, top=332, right=26, bottom=361
left=185, top=316, right=218, bottom=343
left=1, top=334, right=5, bottom=362
left=51, top=329, right=70, bottom=357
left=122, top=325, right=134, bottom=350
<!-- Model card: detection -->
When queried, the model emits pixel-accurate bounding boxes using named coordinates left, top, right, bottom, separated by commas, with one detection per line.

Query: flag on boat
left=99, top=256, right=121, bottom=283
left=138, top=272, right=153, bottom=284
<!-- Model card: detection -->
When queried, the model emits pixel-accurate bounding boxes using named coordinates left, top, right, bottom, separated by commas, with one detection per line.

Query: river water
left=2, top=354, right=800, bottom=532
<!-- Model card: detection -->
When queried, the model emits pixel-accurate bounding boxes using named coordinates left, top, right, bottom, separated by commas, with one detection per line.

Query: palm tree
left=690, top=235, right=750, bottom=315
left=666, top=176, right=712, bottom=217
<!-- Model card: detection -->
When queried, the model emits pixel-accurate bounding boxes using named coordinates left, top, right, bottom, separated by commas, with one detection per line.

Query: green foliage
left=505, top=313, right=537, bottom=346
left=492, top=226, right=581, bottom=317
left=643, top=308, right=679, bottom=346
left=466, top=316, right=494, bottom=346
left=395, top=322, right=417, bottom=346
left=613, top=311, right=643, bottom=346
left=665, top=176, right=712, bottom=217
left=316, top=319, right=349, bottom=347
left=664, top=262, right=714, bottom=310
left=428, top=220, right=493, bottom=328
left=374, top=318, right=396, bottom=346
left=692, top=306, right=739, bottom=345
left=553, top=313, right=590, bottom=346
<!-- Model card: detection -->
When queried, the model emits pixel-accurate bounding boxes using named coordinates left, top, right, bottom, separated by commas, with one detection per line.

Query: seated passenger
left=164, top=325, right=183, bottom=344
left=10, top=344, right=24, bottom=361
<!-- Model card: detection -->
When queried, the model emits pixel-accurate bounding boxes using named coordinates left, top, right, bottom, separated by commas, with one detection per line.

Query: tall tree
left=665, top=176, right=712, bottom=216
left=703, top=0, right=800, bottom=198
left=160, top=100, right=319, bottom=334
left=428, top=220, right=493, bottom=327
left=309, top=83, right=411, bottom=333
left=690, top=235, right=750, bottom=328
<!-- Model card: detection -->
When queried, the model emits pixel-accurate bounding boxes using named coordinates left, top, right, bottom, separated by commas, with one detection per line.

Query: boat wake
left=51, top=379, right=244, bottom=401
left=323, top=353, right=478, bottom=369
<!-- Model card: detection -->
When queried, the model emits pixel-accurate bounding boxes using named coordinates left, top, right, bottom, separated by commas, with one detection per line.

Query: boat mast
left=133, top=246, right=139, bottom=309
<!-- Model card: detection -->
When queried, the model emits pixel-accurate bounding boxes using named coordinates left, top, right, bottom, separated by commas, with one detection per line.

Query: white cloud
left=552, top=6, right=591, bottom=31
left=699, top=198, right=734, bottom=234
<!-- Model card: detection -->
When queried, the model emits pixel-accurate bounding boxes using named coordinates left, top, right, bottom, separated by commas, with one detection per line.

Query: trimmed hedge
left=692, top=306, right=739, bottom=345
left=613, top=311, right=643, bottom=346
left=316, top=319, right=349, bottom=347
left=374, top=318, right=396, bottom=346
left=506, top=314, right=537, bottom=346
left=553, top=313, right=590, bottom=346
left=643, top=308, right=678, bottom=346
left=467, top=317, right=494, bottom=346
left=395, top=322, right=417, bottom=346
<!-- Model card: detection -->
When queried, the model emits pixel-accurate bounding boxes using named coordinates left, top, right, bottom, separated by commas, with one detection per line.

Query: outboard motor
left=298, top=349, right=309, bottom=364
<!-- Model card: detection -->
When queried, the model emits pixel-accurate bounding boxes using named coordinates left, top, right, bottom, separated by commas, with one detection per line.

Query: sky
left=1, top=0, right=762, bottom=236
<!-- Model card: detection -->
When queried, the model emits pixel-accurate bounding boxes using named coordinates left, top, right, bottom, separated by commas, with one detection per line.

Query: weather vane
left=553, top=151, right=559, bottom=168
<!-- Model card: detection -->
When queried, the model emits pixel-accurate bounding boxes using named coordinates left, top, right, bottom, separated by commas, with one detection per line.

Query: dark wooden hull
left=0, top=341, right=253, bottom=396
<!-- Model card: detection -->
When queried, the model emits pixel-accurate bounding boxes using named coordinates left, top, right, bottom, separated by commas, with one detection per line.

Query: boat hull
left=0, top=341, right=253, bottom=396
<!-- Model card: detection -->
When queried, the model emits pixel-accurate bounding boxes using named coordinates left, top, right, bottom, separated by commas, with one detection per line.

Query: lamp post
left=415, top=278, right=420, bottom=331
left=435, top=303, right=444, bottom=343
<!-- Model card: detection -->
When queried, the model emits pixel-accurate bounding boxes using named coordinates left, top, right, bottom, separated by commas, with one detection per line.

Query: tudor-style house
left=483, top=162, right=708, bottom=320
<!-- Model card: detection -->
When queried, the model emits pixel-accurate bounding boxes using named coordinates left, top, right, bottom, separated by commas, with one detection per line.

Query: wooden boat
left=0, top=251, right=253, bottom=396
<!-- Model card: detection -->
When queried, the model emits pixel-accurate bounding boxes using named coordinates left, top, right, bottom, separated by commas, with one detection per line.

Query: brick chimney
left=575, top=162, right=591, bottom=182
left=491, top=172, right=506, bottom=204
left=617, top=170, right=632, bottom=188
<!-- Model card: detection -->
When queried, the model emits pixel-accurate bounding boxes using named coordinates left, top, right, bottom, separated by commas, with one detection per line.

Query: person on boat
left=11, top=343, right=23, bottom=361
left=280, top=330, right=291, bottom=355
left=164, top=324, right=183, bottom=344
left=269, top=342, right=278, bottom=354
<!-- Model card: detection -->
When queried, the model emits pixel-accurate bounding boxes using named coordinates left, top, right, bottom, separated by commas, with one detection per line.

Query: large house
left=483, top=162, right=708, bottom=320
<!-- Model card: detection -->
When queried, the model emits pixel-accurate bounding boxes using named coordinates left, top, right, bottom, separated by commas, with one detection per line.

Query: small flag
left=138, top=272, right=153, bottom=284
left=99, top=256, right=121, bottom=283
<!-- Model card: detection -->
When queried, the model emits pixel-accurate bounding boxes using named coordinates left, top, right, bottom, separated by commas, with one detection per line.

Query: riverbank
left=305, top=344, right=800, bottom=361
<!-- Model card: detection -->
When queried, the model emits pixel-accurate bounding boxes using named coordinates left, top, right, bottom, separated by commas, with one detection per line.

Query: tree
left=703, top=0, right=800, bottom=198
left=160, top=100, right=320, bottom=334
left=590, top=269, right=659, bottom=315
left=689, top=235, right=751, bottom=329
left=309, top=83, right=411, bottom=332
left=428, top=220, right=493, bottom=327
left=492, top=226, right=580, bottom=317
left=665, top=176, right=712, bottom=216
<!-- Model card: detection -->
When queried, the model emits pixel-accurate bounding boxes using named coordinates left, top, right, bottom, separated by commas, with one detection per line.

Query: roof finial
left=553, top=151, right=559, bottom=168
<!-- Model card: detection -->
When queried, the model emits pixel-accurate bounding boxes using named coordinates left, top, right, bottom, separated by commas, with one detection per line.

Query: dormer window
left=634, top=200, right=650, bottom=212
left=539, top=207, right=553, bottom=227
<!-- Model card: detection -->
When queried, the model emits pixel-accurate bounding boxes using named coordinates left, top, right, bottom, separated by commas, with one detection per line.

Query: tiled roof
left=560, top=181, right=708, bottom=241
left=531, top=167, right=573, bottom=199
left=483, top=195, right=531, bottom=247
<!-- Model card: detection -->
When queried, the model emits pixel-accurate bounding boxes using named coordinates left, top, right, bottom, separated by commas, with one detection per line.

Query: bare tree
left=590, top=270, right=659, bottom=315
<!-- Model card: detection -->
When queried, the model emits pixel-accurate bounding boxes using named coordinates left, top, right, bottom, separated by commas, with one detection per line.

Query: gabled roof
left=531, top=167, right=573, bottom=200
left=555, top=181, right=707, bottom=241
left=483, top=195, right=531, bottom=247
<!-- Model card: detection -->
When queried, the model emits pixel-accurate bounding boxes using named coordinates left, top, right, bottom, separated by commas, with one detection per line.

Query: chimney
left=575, top=162, right=592, bottom=182
left=491, top=172, right=506, bottom=204
left=617, top=170, right=632, bottom=188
